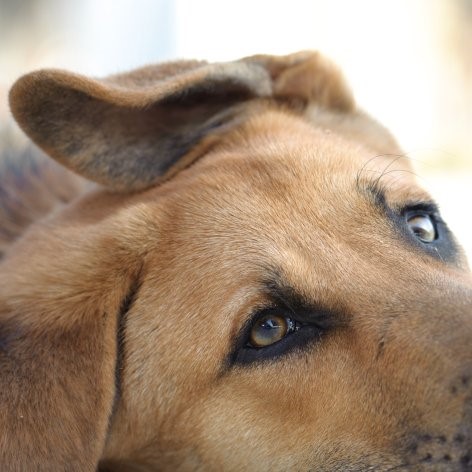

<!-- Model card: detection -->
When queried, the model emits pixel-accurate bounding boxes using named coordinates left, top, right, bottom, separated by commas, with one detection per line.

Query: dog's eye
left=399, top=203, right=458, bottom=264
left=248, top=313, right=297, bottom=348
left=406, top=213, right=437, bottom=243
left=231, top=305, right=330, bottom=365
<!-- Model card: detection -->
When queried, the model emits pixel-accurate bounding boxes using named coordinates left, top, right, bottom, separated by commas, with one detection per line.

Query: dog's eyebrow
left=358, top=178, right=431, bottom=214
left=264, top=276, right=314, bottom=313
left=357, top=179, right=389, bottom=214
left=263, top=272, right=347, bottom=329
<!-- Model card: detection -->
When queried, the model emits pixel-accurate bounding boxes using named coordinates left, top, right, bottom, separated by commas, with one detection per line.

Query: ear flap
left=9, top=61, right=272, bottom=191
left=0, top=247, right=138, bottom=469
left=241, top=51, right=355, bottom=111
left=0, top=306, right=118, bottom=470
left=9, top=52, right=354, bottom=191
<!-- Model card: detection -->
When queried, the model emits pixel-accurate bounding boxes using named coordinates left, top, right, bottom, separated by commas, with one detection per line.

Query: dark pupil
left=414, top=227, right=427, bottom=237
left=250, top=314, right=288, bottom=348
left=262, top=318, right=282, bottom=330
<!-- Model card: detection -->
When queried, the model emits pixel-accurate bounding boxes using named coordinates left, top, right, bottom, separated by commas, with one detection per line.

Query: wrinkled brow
left=263, top=271, right=348, bottom=329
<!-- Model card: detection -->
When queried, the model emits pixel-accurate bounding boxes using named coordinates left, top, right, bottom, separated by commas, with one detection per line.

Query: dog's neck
left=0, top=143, right=86, bottom=257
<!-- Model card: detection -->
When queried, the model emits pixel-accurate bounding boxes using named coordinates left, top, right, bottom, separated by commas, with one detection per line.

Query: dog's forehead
left=163, top=108, right=427, bottom=243
left=191, top=108, right=423, bottom=205
left=139, top=109, right=434, bottom=303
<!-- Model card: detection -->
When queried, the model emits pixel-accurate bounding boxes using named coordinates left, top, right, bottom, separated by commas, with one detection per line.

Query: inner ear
left=10, top=51, right=356, bottom=192
left=10, top=72, right=262, bottom=191
left=42, top=87, right=246, bottom=189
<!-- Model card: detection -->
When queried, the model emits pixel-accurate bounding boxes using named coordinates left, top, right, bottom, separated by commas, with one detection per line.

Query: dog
left=1, top=51, right=471, bottom=471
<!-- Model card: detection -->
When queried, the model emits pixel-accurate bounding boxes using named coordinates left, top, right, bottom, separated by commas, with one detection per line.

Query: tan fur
left=1, top=52, right=471, bottom=471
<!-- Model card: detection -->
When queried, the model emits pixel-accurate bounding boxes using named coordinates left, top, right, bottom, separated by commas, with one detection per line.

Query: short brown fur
left=1, top=52, right=471, bottom=471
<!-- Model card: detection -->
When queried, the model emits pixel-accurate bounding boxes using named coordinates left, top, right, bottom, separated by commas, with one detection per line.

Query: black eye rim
left=231, top=312, right=324, bottom=366
left=228, top=302, right=341, bottom=367
left=392, top=200, right=459, bottom=264
left=363, top=181, right=459, bottom=264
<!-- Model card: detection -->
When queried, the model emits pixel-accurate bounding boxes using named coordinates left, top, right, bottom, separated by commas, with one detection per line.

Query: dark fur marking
left=263, top=270, right=349, bottom=329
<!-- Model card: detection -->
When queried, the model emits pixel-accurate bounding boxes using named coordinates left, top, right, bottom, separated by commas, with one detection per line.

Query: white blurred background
left=1, top=0, right=471, bottom=259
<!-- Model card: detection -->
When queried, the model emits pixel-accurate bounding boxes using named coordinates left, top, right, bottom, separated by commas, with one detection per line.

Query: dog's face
left=2, top=52, right=471, bottom=471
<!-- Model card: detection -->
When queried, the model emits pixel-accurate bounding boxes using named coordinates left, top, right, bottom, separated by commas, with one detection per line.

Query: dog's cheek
left=183, top=340, right=399, bottom=470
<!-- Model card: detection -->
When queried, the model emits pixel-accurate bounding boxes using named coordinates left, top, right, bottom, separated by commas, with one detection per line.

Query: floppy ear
left=9, top=52, right=354, bottom=192
left=241, top=50, right=354, bottom=111
left=0, top=233, right=140, bottom=470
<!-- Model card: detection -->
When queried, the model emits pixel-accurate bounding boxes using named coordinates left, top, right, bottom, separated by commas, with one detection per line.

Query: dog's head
left=2, top=52, right=471, bottom=471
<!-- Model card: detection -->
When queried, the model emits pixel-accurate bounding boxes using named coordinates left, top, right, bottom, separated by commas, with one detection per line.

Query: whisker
left=355, top=153, right=406, bottom=190
left=372, top=155, right=405, bottom=191
left=377, top=168, right=421, bottom=180
left=355, top=147, right=463, bottom=197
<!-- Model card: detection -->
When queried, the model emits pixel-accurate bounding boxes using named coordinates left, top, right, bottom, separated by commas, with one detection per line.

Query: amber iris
left=249, top=314, right=290, bottom=348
